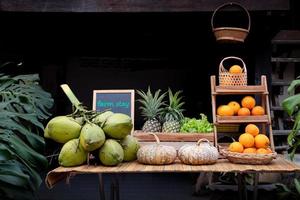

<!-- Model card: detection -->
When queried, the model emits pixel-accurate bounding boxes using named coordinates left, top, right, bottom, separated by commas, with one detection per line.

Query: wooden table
left=46, top=156, right=300, bottom=200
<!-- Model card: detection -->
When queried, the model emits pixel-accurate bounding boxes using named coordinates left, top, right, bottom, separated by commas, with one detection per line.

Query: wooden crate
left=133, top=130, right=214, bottom=150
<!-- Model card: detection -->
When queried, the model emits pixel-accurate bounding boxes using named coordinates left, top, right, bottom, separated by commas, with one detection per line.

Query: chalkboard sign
left=92, top=90, right=135, bottom=125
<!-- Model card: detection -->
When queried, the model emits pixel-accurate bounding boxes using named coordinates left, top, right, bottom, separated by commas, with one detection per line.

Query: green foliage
left=161, top=88, right=185, bottom=122
left=0, top=69, right=53, bottom=199
left=275, top=178, right=300, bottom=200
left=282, top=76, right=300, bottom=160
left=136, top=87, right=166, bottom=120
left=180, top=114, right=213, bottom=133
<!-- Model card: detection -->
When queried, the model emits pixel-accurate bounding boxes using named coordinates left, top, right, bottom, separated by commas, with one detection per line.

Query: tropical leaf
left=282, top=93, right=300, bottom=116
left=288, top=79, right=300, bottom=96
left=0, top=69, right=53, bottom=200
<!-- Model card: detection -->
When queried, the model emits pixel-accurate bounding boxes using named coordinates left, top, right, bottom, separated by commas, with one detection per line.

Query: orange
left=239, top=133, right=255, bottom=148
left=266, top=148, right=273, bottom=153
left=245, top=124, right=259, bottom=136
left=217, top=105, right=234, bottom=116
left=256, top=148, right=269, bottom=154
left=228, top=142, right=244, bottom=153
left=243, top=147, right=256, bottom=153
left=229, top=65, right=243, bottom=74
left=254, top=134, right=270, bottom=148
left=251, top=106, right=265, bottom=115
left=228, top=101, right=241, bottom=115
left=237, top=107, right=251, bottom=116
left=241, top=96, right=256, bottom=109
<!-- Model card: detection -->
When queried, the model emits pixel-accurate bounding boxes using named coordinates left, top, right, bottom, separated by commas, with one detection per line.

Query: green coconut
left=45, top=116, right=82, bottom=143
left=80, top=123, right=106, bottom=152
left=44, top=124, right=50, bottom=138
left=99, top=139, right=124, bottom=166
left=93, top=111, right=114, bottom=127
left=103, top=113, right=133, bottom=139
left=120, top=135, right=140, bottom=161
left=58, top=139, right=87, bottom=167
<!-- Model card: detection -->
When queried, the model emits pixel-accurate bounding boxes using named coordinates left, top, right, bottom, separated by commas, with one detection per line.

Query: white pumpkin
left=178, top=139, right=219, bottom=165
left=137, top=133, right=177, bottom=165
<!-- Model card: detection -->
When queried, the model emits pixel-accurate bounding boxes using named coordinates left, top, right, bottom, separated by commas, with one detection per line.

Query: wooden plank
left=216, top=115, right=269, bottom=124
left=0, top=0, right=290, bottom=12
left=214, top=85, right=267, bottom=94
left=45, top=156, right=300, bottom=188
left=133, top=131, right=214, bottom=142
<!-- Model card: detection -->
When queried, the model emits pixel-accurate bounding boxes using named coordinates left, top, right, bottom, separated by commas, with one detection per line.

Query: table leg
left=253, top=173, right=259, bottom=200
left=98, top=173, right=106, bottom=200
left=238, top=173, right=248, bottom=200
left=110, top=174, right=120, bottom=200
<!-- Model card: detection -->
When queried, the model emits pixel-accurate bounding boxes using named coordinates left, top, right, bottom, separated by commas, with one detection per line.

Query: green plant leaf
left=282, top=94, right=300, bottom=116
left=294, top=178, right=300, bottom=194
left=0, top=70, right=53, bottom=199
left=288, top=79, right=300, bottom=96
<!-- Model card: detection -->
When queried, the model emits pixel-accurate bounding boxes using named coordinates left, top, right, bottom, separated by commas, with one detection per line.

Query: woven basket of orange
left=219, top=56, right=247, bottom=86
left=220, top=124, right=277, bottom=165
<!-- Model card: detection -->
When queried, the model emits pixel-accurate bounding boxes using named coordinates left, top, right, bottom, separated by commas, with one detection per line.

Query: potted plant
left=282, top=76, right=300, bottom=160
left=0, top=62, right=53, bottom=199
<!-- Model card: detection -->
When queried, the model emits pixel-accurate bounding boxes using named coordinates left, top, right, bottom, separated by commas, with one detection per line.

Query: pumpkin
left=137, top=133, right=177, bottom=165
left=178, top=139, right=219, bottom=165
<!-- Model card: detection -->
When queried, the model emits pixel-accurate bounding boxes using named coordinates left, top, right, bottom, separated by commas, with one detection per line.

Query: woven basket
left=211, top=2, right=251, bottom=43
left=219, top=56, right=247, bottom=86
left=220, top=149, right=277, bottom=165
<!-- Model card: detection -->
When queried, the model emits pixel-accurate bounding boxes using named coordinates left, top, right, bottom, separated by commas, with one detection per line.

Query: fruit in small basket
left=254, top=134, right=270, bottom=148
left=245, top=124, right=259, bottom=136
left=137, top=87, right=166, bottom=132
left=243, top=147, right=256, bottom=153
left=217, top=105, right=234, bottom=116
left=99, top=139, right=124, bottom=166
left=80, top=123, right=106, bottom=152
left=228, top=142, right=244, bottom=153
left=121, top=135, right=140, bottom=161
left=229, top=65, right=243, bottom=74
left=228, top=101, right=241, bottom=115
left=237, top=107, right=251, bottom=116
left=251, top=106, right=265, bottom=115
left=239, top=133, right=255, bottom=148
left=103, top=113, right=133, bottom=139
left=161, top=88, right=185, bottom=133
left=58, top=138, right=87, bottom=167
left=256, top=148, right=271, bottom=154
left=241, top=96, right=256, bottom=110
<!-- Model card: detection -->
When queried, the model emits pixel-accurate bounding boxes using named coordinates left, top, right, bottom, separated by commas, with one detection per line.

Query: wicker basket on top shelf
left=219, top=56, right=247, bottom=86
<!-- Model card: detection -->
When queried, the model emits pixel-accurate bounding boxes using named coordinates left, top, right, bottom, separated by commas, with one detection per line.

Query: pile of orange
left=228, top=124, right=273, bottom=154
left=217, top=96, right=265, bottom=116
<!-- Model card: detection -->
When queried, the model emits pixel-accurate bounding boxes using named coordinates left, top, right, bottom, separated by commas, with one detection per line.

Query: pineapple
left=137, top=87, right=166, bottom=132
left=161, top=89, right=185, bottom=133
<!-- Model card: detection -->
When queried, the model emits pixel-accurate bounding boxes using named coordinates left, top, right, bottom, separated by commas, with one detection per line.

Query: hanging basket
left=211, top=2, right=251, bottom=43
left=219, top=56, right=247, bottom=86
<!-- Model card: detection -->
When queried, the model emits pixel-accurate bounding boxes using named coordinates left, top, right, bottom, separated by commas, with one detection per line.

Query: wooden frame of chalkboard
left=92, top=90, right=135, bottom=127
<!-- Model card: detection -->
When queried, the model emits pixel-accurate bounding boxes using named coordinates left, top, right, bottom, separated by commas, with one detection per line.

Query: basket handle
left=219, top=56, right=247, bottom=74
left=211, top=2, right=251, bottom=32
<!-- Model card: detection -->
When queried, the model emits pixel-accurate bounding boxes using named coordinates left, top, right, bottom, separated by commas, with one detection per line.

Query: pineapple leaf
left=137, top=87, right=166, bottom=120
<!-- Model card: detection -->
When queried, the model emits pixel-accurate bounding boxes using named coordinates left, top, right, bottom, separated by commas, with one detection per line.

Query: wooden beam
left=0, top=0, right=290, bottom=13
